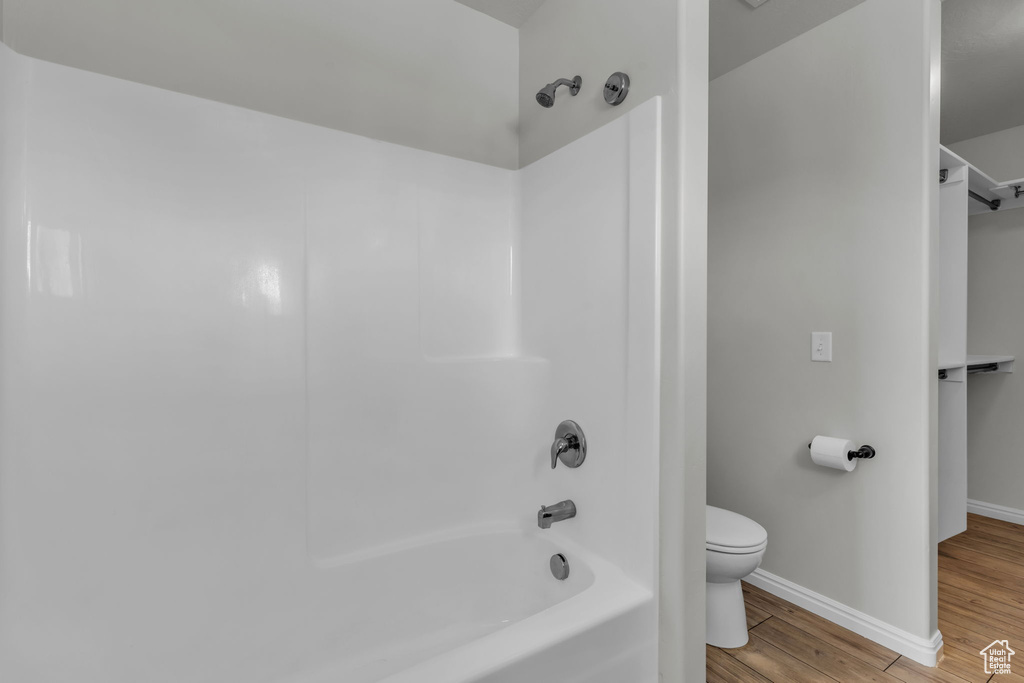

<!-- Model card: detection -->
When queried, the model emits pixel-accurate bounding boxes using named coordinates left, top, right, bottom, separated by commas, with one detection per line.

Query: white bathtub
left=271, top=527, right=654, bottom=683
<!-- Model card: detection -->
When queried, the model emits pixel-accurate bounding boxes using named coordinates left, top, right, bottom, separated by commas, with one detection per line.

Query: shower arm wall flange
left=552, top=76, right=582, bottom=96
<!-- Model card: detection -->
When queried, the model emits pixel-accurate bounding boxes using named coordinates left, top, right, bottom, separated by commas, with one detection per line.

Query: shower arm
left=549, top=78, right=579, bottom=92
left=536, top=75, right=583, bottom=108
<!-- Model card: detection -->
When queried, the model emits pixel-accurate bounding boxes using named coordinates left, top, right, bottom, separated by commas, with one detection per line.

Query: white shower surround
left=0, top=42, right=661, bottom=682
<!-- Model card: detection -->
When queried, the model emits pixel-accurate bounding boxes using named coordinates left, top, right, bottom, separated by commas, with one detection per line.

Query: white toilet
left=706, top=505, right=768, bottom=648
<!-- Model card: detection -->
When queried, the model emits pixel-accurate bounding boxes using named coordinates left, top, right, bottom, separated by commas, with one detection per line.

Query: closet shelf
left=938, top=365, right=965, bottom=383
left=939, top=146, right=1024, bottom=215
left=966, top=355, right=1014, bottom=375
left=990, top=178, right=1024, bottom=213
left=940, top=146, right=1000, bottom=213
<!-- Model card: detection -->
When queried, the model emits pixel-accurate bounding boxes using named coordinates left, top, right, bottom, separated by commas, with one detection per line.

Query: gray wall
left=518, top=0, right=676, bottom=167
left=0, top=0, right=519, bottom=168
left=709, top=0, right=865, bottom=80
left=967, top=208, right=1024, bottom=512
left=708, top=0, right=939, bottom=641
left=520, top=1, right=709, bottom=680
left=949, top=124, right=1024, bottom=183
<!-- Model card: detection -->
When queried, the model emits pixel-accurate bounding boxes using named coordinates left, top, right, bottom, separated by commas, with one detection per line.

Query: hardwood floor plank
left=938, top=616, right=1005, bottom=657
left=939, top=543, right=1024, bottom=583
left=741, top=582, right=900, bottom=670
left=749, top=616, right=901, bottom=682
left=960, top=524, right=1024, bottom=550
left=726, top=632, right=841, bottom=683
left=966, top=513, right=1019, bottom=532
left=885, top=655, right=977, bottom=683
left=745, top=601, right=771, bottom=630
left=706, top=521, right=1022, bottom=682
left=938, top=597, right=1024, bottom=644
left=938, top=566, right=1024, bottom=612
left=988, top=667, right=1024, bottom=683
left=963, top=521, right=1023, bottom=548
left=933, top=645, right=994, bottom=683
left=938, top=553, right=1024, bottom=593
left=739, top=583, right=778, bottom=613
left=706, top=644, right=773, bottom=683
left=939, top=583, right=1024, bottom=627
left=943, top=534, right=1024, bottom=567
left=967, top=513, right=1024, bottom=535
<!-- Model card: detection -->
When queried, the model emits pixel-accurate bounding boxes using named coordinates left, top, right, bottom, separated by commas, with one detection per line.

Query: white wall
left=0, top=40, right=664, bottom=681
left=301, top=140, right=529, bottom=561
left=0, top=0, right=519, bottom=168
left=708, top=0, right=940, bottom=649
left=948, top=124, right=1024, bottom=183
left=0, top=43, right=309, bottom=681
left=520, top=98, right=661, bottom=589
left=520, top=2, right=709, bottom=680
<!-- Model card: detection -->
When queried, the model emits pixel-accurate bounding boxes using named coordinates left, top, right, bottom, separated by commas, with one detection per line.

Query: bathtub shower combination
left=0, top=41, right=661, bottom=683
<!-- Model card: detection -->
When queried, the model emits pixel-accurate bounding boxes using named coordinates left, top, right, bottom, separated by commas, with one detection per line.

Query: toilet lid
left=706, top=505, right=767, bottom=552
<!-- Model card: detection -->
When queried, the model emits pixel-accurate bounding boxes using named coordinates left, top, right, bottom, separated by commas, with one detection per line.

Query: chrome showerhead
left=535, top=76, right=582, bottom=108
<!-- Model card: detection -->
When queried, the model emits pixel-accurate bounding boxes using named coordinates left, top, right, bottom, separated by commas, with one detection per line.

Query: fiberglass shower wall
left=0, top=45, right=312, bottom=680
left=0, top=39, right=658, bottom=680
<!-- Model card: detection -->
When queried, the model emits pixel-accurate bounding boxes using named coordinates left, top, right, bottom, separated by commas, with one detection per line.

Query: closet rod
left=967, top=363, right=1000, bottom=375
left=968, top=190, right=1001, bottom=212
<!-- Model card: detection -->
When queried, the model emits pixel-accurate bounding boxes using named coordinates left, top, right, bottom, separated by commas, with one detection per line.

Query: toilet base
left=706, top=580, right=749, bottom=648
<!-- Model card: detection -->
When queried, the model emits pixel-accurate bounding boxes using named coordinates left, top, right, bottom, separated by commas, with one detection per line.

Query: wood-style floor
left=707, top=513, right=1024, bottom=682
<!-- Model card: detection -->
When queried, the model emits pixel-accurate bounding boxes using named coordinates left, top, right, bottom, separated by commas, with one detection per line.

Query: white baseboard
left=745, top=568, right=943, bottom=667
left=967, top=499, right=1024, bottom=526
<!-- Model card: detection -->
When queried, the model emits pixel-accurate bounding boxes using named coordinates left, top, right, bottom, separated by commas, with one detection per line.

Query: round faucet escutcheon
left=550, top=420, right=586, bottom=469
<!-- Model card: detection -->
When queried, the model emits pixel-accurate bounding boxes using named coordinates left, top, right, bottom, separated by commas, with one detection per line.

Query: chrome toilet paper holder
left=807, top=442, right=876, bottom=461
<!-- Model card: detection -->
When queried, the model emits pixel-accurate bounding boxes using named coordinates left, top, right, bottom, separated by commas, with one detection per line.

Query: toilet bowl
left=706, top=505, right=767, bottom=648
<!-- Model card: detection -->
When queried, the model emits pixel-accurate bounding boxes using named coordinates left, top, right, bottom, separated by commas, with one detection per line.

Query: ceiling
left=453, top=0, right=545, bottom=28
left=942, top=0, right=1024, bottom=143
left=0, top=0, right=521, bottom=168
left=460, top=0, right=870, bottom=79
left=710, top=0, right=865, bottom=80
left=5, top=0, right=1022, bottom=148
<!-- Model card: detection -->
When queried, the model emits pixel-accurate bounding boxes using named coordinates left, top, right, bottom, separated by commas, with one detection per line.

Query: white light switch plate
left=811, top=332, right=832, bottom=362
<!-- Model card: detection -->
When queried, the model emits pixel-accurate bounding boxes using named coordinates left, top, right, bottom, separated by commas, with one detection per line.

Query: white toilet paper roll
left=810, top=435, right=856, bottom=472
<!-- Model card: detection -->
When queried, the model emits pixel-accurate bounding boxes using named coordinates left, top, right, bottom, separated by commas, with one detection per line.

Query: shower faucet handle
left=550, top=420, right=587, bottom=469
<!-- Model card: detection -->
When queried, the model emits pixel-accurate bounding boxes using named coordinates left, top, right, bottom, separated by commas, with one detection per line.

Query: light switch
left=811, top=332, right=832, bottom=362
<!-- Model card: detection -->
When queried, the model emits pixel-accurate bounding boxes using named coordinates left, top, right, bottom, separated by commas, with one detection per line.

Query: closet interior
left=937, top=145, right=1021, bottom=542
